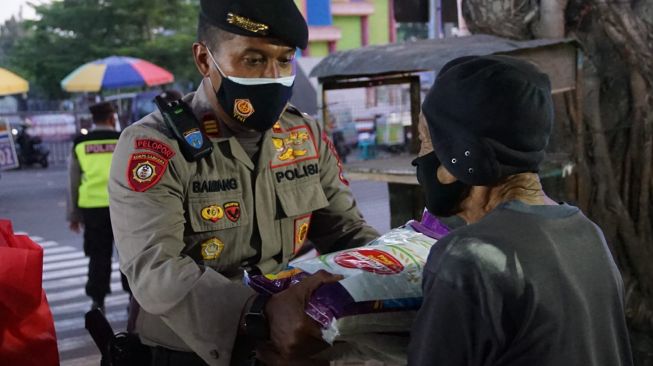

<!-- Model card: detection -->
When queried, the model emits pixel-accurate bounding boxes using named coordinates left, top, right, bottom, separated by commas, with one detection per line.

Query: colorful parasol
left=61, top=56, right=174, bottom=92
left=0, top=67, right=29, bottom=96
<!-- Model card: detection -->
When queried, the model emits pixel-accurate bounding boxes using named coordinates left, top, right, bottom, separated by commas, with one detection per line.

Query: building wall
left=310, top=41, right=330, bottom=57
left=333, top=15, right=363, bottom=51
left=369, top=0, right=390, bottom=45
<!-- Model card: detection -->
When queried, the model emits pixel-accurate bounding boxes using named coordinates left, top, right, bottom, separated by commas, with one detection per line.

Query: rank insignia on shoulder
left=201, top=205, right=224, bottom=223
left=293, top=214, right=312, bottom=254
left=127, top=152, right=168, bottom=192
left=202, top=114, right=220, bottom=138
left=224, top=202, right=241, bottom=222
left=201, top=238, right=225, bottom=261
left=234, top=99, right=255, bottom=122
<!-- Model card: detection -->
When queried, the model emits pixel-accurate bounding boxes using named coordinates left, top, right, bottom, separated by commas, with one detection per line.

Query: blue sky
left=0, top=0, right=49, bottom=23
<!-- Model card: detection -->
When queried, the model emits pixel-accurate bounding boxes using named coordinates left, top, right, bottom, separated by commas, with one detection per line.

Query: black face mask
left=412, top=151, right=470, bottom=217
left=206, top=46, right=295, bottom=132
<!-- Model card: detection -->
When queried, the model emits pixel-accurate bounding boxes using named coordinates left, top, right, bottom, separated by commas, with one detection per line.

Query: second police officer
left=108, top=0, right=380, bottom=365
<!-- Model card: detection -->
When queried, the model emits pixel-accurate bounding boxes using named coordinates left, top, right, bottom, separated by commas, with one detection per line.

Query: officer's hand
left=264, top=270, right=342, bottom=359
left=69, top=220, right=82, bottom=234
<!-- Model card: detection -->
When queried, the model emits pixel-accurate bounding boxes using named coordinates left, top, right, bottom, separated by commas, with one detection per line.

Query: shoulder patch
left=126, top=152, right=169, bottom=192
left=135, top=139, right=176, bottom=159
left=322, top=131, right=349, bottom=186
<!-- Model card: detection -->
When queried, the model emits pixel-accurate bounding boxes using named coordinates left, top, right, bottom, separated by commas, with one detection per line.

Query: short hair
left=197, top=16, right=235, bottom=54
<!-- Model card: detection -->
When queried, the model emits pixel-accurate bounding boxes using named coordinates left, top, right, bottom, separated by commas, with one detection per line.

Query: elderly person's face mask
left=413, top=114, right=470, bottom=217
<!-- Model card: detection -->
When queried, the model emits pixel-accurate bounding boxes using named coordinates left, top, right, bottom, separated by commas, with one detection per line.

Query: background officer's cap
left=200, top=0, right=309, bottom=49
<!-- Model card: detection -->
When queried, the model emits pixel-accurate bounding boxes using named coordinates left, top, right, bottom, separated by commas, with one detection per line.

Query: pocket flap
left=277, top=183, right=329, bottom=217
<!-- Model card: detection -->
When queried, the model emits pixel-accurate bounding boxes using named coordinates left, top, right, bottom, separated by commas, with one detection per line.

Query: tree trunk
left=462, top=0, right=653, bottom=363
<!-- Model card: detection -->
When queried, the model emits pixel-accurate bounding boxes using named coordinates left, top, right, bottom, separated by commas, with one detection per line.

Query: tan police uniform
left=108, top=80, right=380, bottom=365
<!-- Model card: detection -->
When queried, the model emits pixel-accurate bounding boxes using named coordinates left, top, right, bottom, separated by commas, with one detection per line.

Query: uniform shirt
left=408, top=201, right=633, bottom=366
left=108, top=80, right=379, bottom=366
left=67, top=125, right=119, bottom=220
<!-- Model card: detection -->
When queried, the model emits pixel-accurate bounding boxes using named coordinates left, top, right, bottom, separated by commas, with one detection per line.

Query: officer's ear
left=192, top=42, right=211, bottom=78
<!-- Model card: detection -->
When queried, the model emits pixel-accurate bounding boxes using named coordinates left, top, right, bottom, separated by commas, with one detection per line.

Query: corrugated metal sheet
left=311, top=35, right=578, bottom=79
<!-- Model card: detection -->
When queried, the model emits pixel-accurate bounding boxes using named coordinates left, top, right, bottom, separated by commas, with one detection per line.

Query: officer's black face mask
left=206, top=46, right=295, bottom=132
left=412, top=151, right=470, bottom=217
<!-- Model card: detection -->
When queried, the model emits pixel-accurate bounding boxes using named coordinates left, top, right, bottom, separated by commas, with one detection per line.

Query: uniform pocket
left=188, top=194, right=248, bottom=233
left=276, top=182, right=329, bottom=217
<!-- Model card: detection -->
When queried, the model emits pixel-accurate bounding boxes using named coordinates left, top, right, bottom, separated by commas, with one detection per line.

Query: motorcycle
left=14, top=125, right=50, bottom=168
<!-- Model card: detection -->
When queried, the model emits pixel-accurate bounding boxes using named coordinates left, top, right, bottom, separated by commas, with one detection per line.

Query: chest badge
left=201, top=238, right=225, bottom=260
left=270, top=126, right=318, bottom=168
left=184, top=128, right=204, bottom=149
left=224, top=202, right=241, bottom=222
left=201, top=205, right=224, bottom=223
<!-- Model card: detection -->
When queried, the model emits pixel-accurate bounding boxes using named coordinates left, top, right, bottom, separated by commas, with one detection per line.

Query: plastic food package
left=246, top=212, right=450, bottom=344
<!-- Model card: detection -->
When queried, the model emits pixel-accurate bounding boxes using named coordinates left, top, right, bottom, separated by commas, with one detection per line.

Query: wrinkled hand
left=69, top=220, right=82, bottom=234
left=261, top=270, right=342, bottom=363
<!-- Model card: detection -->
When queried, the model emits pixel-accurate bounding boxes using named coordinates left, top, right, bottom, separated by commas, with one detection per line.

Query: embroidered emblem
left=226, top=12, right=269, bottom=35
left=127, top=152, right=168, bottom=192
left=293, top=214, right=312, bottom=254
left=201, top=205, right=224, bottom=223
left=202, top=119, right=219, bottom=138
left=234, top=99, right=255, bottom=122
left=184, top=128, right=203, bottom=149
left=201, top=238, right=225, bottom=260
left=224, top=202, right=241, bottom=222
left=270, top=126, right=319, bottom=168
left=272, top=121, right=283, bottom=133
left=322, top=131, right=349, bottom=186
left=135, top=139, right=175, bottom=159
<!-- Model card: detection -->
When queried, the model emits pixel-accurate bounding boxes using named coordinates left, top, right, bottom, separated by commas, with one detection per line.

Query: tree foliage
left=4, top=0, right=200, bottom=98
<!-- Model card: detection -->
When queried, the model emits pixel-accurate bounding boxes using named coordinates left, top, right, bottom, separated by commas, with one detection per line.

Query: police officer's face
left=193, top=34, right=295, bottom=84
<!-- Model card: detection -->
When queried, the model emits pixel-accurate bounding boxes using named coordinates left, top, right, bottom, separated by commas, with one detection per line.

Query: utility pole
left=428, top=0, right=441, bottom=39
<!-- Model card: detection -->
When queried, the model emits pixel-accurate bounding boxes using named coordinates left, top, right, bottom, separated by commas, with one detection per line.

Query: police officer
left=108, top=1, right=379, bottom=365
left=68, top=101, right=126, bottom=311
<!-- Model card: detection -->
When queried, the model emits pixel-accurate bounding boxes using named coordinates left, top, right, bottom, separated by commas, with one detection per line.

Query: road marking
left=21, top=233, right=130, bottom=362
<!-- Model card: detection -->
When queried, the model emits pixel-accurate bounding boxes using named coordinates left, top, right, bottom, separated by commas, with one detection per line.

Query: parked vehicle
left=13, top=124, right=49, bottom=168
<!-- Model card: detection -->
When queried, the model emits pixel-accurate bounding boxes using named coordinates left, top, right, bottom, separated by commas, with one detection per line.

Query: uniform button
left=210, top=350, right=220, bottom=359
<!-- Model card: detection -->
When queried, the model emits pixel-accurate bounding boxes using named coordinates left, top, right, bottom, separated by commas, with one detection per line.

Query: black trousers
left=81, top=207, right=130, bottom=302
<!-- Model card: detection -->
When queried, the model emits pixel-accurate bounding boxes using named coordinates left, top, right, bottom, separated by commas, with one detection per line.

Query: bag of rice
left=246, top=212, right=450, bottom=344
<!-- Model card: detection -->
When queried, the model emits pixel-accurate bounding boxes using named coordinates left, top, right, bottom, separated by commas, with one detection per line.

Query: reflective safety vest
left=73, top=130, right=121, bottom=208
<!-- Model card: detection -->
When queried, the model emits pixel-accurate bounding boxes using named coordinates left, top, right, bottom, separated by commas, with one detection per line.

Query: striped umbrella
left=0, top=67, right=29, bottom=96
left=61, top=56, right=174, bottom=92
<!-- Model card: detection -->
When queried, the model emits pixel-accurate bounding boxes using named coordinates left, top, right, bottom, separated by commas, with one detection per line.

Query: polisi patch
left=85, top=143, right=116, bottom=154
left=224, top=202, right=241, bottom=222
left=135, top=139, right=175, bottom=159
left=127, top=152, right=168, bottom=192
left=192, top=179, right=238, bottom=193
left=201, top=205, right=224, bottom=223
left=275, top=163, right=319, bottom=183
left=293, top=214, right=312, bottom=254
left=201, top=238, right=225, bottom=260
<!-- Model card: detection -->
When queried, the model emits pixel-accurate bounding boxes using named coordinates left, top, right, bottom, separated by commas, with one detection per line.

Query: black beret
left=422, top=55, right=553, bottom=186
left=89, top=101, right=115, bottom=118
left=200, top=0, right=309, bottom=49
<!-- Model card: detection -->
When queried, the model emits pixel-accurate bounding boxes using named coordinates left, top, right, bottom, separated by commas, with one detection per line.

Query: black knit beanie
left=422, top=55, right=554, bottom=186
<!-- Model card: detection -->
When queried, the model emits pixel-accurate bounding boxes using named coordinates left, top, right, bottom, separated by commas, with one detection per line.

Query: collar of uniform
left=189, top=79, right=222, bottom=140
left=92, top=124, right=115, bottom=131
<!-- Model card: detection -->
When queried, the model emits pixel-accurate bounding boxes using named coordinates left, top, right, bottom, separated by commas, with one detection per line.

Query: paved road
left=0, top=164, right=391, bottom=365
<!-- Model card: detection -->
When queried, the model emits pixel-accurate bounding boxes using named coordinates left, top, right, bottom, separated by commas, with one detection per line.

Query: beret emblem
left=226, top=12, right=269, bottom=35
